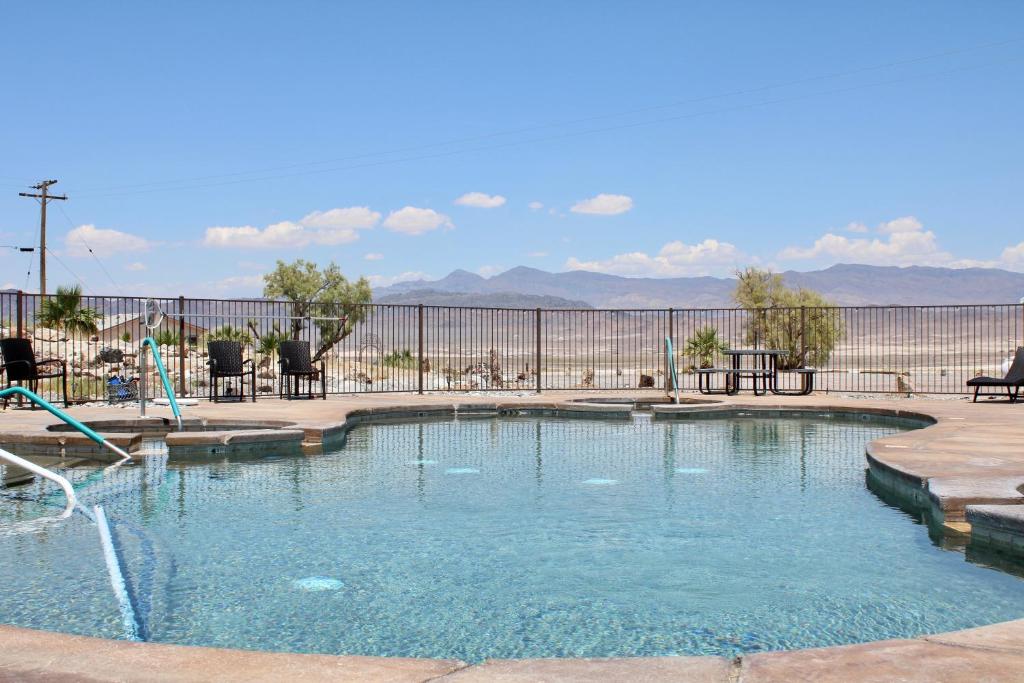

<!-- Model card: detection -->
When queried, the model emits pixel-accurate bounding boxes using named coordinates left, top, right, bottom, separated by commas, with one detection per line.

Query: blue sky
left=1, top=2, right=1022, bottom=296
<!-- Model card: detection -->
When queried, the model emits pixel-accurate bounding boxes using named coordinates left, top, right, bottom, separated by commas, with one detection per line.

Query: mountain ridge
left=374, top=264, right=1024, bottom=308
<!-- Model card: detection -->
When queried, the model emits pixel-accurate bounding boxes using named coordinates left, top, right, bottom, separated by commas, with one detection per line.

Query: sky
left=1, top=1, right=1022, bottom=297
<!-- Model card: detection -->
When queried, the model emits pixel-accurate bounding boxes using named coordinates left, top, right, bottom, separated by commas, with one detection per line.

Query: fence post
left=16, top=290, right=23, bottom=339
left=666, top=307, right=674, bottom=395
left=417, top=304, right=424, bottom=395
left=535, top=308, right=542, bottom=394
left=800, top=306, right=807, bottom=366
left=178, top=296, right=186, bottom=396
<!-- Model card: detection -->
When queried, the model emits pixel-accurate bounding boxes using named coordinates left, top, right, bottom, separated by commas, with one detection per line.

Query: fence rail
left=1, top=291, right=1021, bottom=403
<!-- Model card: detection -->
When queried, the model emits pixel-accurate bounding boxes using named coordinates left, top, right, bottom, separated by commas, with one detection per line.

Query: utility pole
left=19, top=179, right=67, bottom=298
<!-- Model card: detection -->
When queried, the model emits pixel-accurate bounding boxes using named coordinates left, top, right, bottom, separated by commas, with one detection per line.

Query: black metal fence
left=1, top=290, right=1021, bottom=403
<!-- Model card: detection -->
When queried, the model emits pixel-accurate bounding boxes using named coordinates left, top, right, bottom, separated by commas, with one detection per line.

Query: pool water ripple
left=2, top=415, right=1024, bottom=662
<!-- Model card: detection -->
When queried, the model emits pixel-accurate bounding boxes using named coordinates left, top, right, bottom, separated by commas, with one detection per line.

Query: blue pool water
left=2, top=414, right=1024, bottom=661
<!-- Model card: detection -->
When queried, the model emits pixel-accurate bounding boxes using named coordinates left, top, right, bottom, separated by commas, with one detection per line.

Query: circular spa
left=2, top=412, right=1024, bottom=663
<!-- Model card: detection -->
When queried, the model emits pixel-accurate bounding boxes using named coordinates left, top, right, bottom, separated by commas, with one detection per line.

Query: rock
left=638, top=374, right=655, bottom=388
left=95, top=347, right=124, bottom=364
left=33, top=327, right=61, bottom=343
left=258, top=384, right=275, bottom=393
left=576, top=368, right=595, bottom=388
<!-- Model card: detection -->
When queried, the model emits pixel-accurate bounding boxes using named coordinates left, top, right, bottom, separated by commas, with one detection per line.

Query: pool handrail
left=0, top=446, right=78, bottom=517
left=0, top=386, right=130, bottom=463
left=139, top=337, right=183, bottom=431
left=665, top=336, right=680, bottom=405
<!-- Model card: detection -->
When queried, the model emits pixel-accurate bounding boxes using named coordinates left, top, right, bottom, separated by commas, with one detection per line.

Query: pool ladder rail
left=665, top=336, right=680, bottom=405
left=0, top=386, right=131, bottom=463
left=138, top=336, right=183, bottom=431
left=0, top=397, right=142, bottom=641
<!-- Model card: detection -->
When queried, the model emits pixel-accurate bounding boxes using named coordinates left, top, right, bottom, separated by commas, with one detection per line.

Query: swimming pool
left=2, top=414, right=1024, bottom=662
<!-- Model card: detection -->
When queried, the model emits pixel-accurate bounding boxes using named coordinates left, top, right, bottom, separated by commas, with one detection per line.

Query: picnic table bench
left=696, top=349, right=816, bottom=396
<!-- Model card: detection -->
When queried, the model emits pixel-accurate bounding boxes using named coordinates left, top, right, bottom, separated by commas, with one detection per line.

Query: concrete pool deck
left=2, top=390, right=1024, bottom=681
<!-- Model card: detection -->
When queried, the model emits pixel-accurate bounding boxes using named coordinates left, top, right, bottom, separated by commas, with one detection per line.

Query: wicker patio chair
left=206, top=340, right=256, bottom=402
left=0, top=337, right=69, bottom=408
left=278, top=340, right=326, bottom=400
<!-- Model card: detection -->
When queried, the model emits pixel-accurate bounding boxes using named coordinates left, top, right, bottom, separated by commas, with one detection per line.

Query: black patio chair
left=0, top=337, right=69, bottom=408
left=207, top=341, right=256, bottom=402
left=967, top=347, right=1024, bottom=403
left=278, top=340, right=326, bottom=400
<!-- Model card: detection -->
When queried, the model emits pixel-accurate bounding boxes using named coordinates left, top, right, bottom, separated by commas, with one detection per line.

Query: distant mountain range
left=374, top=264, right=1024, bottom=308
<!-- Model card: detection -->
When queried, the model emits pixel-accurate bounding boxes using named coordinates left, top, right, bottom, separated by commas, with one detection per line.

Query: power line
left=55, top=203, right=127, bottom=297
left=74, top=53, right=1024, bottom=199
left=72, top=35, right=1023, bottom=198
left=43, top=246, right=91, bottom=294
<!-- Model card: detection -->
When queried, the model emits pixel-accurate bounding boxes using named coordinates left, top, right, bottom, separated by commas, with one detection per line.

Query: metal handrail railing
left=665, top=337, right=680, bottom=405
left=0, top=386, right=131, bottom=462
left=139, top=337, right=183, bottom=431
left=0, top=446, right=78, bottom=516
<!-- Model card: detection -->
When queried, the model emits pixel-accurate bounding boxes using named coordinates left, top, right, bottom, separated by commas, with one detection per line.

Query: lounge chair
left=278, top=340, right=326, bottom=400
left=0, top=338, right=69, bottom=408
left=967, top=347, right=1024, bottom=402
left=207, top=341, right=256, bottom=402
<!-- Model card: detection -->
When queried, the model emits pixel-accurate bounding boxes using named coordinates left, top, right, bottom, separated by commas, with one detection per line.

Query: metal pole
left=15, top=291, right=23, bottom=406
left=535, top=308, right=542, bottom=394
left=667, top=307, right=674, bottom=396
left=0, top=447, right=77, bottom=516
left=800, top=306, right=807, bottom=366
left=16, top=290, right=23, bottom=338
left=178, top=296, right=186, bottom=396
left=39, top=183, right=46, bottom=298
left=139, top=345, right=147, bottom=417
left=417, top=304, right=424, bottom=395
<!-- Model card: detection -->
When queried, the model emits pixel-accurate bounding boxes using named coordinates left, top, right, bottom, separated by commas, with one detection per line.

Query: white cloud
left=845, top=222, right=870, bottom=233
left=1001, top=242, right=1024, bottom=267
left=528, top=250, right=548, bottom=258
left=366, top=271, right=430, bottom=287
left=570, top=193, right=633, bottom=216
left=65, top=224, right=152, bottom=257
left=477, top=265, right=504, bottom=277
left=528, top=201, right=544, bottom=211
left=778, top=216, right=954, bottom=267
left=878, top=216, right=923, bottom=234
left=382, top=207, right=453, bottom=235
left=203, top=206, right=380, bottom=249
left=1, top=282, right=15, bottom=290
left=364, top=252, right=384, bottom=261
left=124, top=262, right=146, bottom=272
left=208, top=274, right=265, bottom=293
left=566, top=239, right=743, bottom=277
left=454, top=192, right=506, bottom=208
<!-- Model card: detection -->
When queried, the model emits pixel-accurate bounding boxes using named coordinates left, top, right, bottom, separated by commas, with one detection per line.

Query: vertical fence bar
left=666, top=307, right=674, bottom=394
left=177, top=295, right=186, bottom=397
left=16, top=290, right=23, bottom=339
left=535, top=307, right=542, bottom=393
left=417, top=304, right=424, bottom=395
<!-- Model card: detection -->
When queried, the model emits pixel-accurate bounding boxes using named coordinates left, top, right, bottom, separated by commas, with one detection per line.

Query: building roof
left=99, top=314, right=206, bottom=332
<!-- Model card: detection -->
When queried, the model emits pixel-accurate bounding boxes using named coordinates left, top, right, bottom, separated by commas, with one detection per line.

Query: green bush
left=381, top=349, right=418, bottom=369
left=733, top=268, right=843, bottom=370
left=208, top=325, right=252, bottom=346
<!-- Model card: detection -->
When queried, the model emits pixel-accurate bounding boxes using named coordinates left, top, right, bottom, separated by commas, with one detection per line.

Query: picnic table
left=696, top=349, right=816, bottom=396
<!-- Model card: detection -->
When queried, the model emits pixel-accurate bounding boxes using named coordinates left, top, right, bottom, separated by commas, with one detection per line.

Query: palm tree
left=684, top=327, right=728, bottom=369
left=35, top=285, right=102, bottom=401
left=36, top=285, right=102, bottom=336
